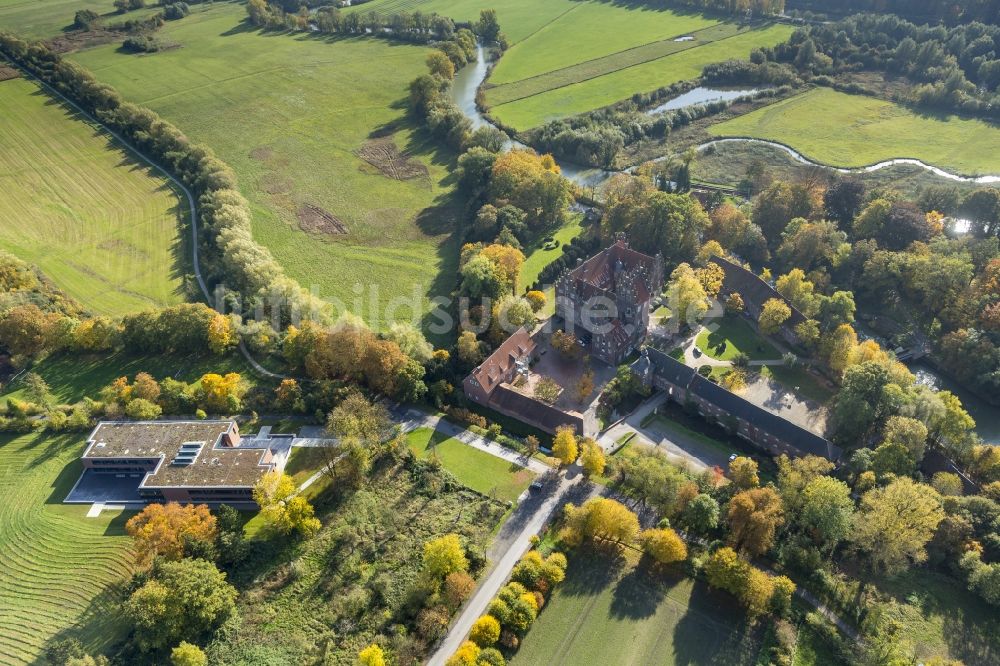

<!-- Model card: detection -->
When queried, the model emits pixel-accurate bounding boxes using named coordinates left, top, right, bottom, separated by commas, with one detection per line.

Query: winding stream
left=451, top=46, right=1000, bottom=189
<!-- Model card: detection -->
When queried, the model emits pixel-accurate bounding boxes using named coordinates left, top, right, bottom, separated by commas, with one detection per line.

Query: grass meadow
left=696, top=315, right=779, bottom=361
left=0, top=0, right=105, bottom=38
left=71, top=3, right=462, bottom=334
left=0, top=76, right=187, bottom=315
left=511, top=549, right=761, bottom=665
left=709, top=87, right=1000, bottom=175
left=406, top=426, right=534, bottom=502
left=0, top=432, right=134, bottom=665
left=489, top=23, right=794, bottom=129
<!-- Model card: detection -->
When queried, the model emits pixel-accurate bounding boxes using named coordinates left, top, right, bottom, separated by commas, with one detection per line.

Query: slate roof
left=488, top=385, right=584, bottom=434
left=709, top=256, right=807, bottom=327
left=564, top=240, right=659, bottom=305
left=634, top=348, right=840, bottom=461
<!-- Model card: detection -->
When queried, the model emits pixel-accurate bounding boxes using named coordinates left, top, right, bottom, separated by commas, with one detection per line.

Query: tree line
left=786, top=0, right=1000, bottom=25
left=0, top=34, right=321, bottom=325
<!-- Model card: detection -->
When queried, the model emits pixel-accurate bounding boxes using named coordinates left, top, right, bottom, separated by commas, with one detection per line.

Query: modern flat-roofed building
left=79, top=420, right=281, bottom=504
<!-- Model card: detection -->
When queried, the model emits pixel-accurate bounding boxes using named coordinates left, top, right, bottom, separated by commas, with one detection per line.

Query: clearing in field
left=0, top=76, right=186, bottom=315
left=0, top=432, right=133, bottom=665
left=71, top=3, right=461, bottom=335
left=406, top=426, right=534, bottom=502
left=511, top=548, right=760, bottom=665
left=709, top=87, right=1000, bottom=175
left=488, top=23, right=794, bottom=129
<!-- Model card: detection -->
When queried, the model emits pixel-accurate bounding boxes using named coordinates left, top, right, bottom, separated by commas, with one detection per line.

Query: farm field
left=0, top=432, right=133, bottom=665
left=406, top=426, right=534, bottom=502
left=0, top=76, right=186, bottom=315
left=0, top=0, right=106, bottom=38
left=708, top=87, right=1000, bottom=175
left=71, top=3, right=460, bottom=335
left=345, top=0, right=578, bottom=44
left=511, top=550, right=760, bottom=665
left=489, top=23, right=794, bottom=129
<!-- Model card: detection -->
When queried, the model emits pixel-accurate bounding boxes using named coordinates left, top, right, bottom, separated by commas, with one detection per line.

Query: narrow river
left=450, top=47, right=1000, bottom=188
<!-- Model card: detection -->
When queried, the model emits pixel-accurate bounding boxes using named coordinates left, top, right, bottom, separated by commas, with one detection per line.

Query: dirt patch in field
left=259, top=173, right=292, bottom=195
left=46, top=29, right=120, bottom=54
left=250, top=146, right=274, bottom=162
left=97, top=238, right=148, bottom=259
left=356, top=139, right=428, bottom=181
left=296, top=204, right=348, bottom=236
left=0, top=67, right=20, bottom=82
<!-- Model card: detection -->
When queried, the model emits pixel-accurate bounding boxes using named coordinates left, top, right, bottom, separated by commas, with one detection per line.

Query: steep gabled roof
left=566, top=240, right=659, bottom=303
left=488, top=384, right=584, bottom=434
left=709, top=256, right=807, bottom=327
left=468, top=327, right=536, bottom=396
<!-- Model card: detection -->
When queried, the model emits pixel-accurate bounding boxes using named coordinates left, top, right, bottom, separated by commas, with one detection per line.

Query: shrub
left=469, top=615, right=501, bottom=646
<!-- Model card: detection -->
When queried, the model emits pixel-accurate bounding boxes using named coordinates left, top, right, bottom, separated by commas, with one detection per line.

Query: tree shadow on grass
left=560, top=545, right=622, bottom=598
left=672, top=578, right=758, bottom=666
left=608, top=557, right=668, bottom=620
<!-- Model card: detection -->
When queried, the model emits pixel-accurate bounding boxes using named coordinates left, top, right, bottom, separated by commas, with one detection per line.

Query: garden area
left=695, top=315, right=779, bottom=361
left=406, top=427, right=535, bottom=502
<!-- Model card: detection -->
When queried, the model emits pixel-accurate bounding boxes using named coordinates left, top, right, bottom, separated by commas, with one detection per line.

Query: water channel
left=450, top=46, right=1000, bottom=189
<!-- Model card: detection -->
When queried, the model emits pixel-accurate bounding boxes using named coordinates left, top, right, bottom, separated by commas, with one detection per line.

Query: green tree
left=726, top=487, right=785, bottom=557
left=758, top=298, right=791, bottom=335
left=681, top=493, right=720, bottom=534
left=125, top=558, right=237, bottom=651
left=852, top=478, right=945, bottom=575
left=800, top=476, right=854, bottom=550
left=423, top=533, right=468, bottom=580
left=171, top=642, right=207, bottom=666
left=729, top=456, right=759, bottom=489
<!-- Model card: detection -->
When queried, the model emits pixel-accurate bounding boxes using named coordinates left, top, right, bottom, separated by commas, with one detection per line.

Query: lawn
left=518, top=212, right=586, bottom=289
left=0, top=76, right=187, bottom=315
left=709, top=87, right=1000, bottom=176
left=760, top=363, right=834, bottom=404
left=696, top=315, right=779, bottom=361
left=511, top=549, right=760, bottom=665
left=0, top=349, right=264, bottom=405
left=71, top=3, right=462, bottom=336
left=0, top=432, right=134, bottom=665
left=489, top=23, right=794, bottom=129
left=406, top=427, right=534, bottom=502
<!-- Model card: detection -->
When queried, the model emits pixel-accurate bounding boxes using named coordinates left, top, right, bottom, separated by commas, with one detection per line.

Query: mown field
left=71, top=3, right=461, bottom=335
left=406, top=426, right=534, bottom=502
left=0, top=76, right=187, bottom=315
left=709, top=87, right=1000, bottom=175
left=0, top=432, right=133, bottom=665
left=511, top=549, right=761, bottom=665
left=0, top=0, right=104, bottom=38
left=489, top=23, right=794, bottom=129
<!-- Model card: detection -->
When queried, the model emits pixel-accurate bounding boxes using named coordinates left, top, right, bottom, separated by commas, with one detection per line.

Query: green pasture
left=71, top=3, right=461, bottom=335
left=345, top=0, right=579, bottom=45
left=486, top=22, right=742, bottom=107
left=406, top=427, right=534, bottom=502
left=709, top=87, right=1000, bottom=175
left=488, top=3, right=719, bottom=86
left=0, top=432, right=133, bottom=665
left=0, top=76, right=186, bottom=315
left=511, top=550, right=760, bottom=665
left=490, top=23, right=794, bottom=129
left=0, top=0, right=103, bottom=38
